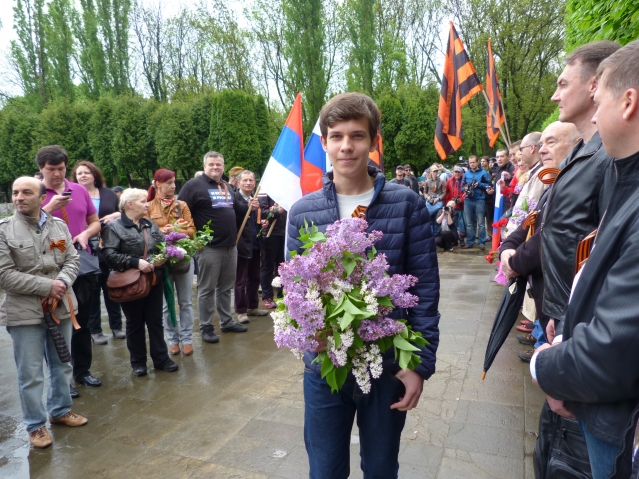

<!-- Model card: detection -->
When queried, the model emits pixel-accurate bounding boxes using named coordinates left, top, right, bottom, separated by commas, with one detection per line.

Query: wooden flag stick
left=481, top=90, right=511, bottom=150
left=499, top=98, right=512, bottom=146
left=266, top=219, right=277, bottom=238
left=236, top=186, right=261, bottom=244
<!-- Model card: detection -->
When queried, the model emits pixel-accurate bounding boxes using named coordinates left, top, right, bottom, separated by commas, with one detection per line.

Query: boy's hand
left=390, top=369, right=424, bottom=411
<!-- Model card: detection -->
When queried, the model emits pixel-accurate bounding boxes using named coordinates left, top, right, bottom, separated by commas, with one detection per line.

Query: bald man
left=539, top=122, right=582, bottom=169
left=0, top=177, right=87, bottom=448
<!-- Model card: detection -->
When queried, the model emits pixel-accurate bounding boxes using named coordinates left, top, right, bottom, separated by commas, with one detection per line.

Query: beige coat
left=0, top=211, right=79, bottom=326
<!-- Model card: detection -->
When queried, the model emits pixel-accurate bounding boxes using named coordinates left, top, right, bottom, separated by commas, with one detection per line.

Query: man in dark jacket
left=288, top=93, right=440, bottom=479
left=533, top=41, right=639, bottom=479
left=539, top=40, right=620, bottom=343
left=403, top=163, right=420, bottom=194
left=259, top=194, right=286, bottom=309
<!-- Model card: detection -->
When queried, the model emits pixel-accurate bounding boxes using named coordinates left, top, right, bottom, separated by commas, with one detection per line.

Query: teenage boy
left=288, top=93, right=440, bottom=479
left=533, top=40, right=639, bottom=479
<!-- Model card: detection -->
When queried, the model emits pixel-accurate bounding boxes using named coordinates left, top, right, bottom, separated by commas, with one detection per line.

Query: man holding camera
left=461, top=155, right=491, bottom=250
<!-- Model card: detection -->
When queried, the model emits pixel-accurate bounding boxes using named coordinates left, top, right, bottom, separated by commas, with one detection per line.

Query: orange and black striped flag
left=368, top=125, right=384, bottom=172
left=486, top=39, right=505, bottom=148
left=434, top=22, right=483, bottom=160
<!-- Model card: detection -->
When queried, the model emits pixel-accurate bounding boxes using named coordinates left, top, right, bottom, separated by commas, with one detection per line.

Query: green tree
left=45, top=0, right=75, bottom=101
left=209, top=90, right=261, bottom=174
left=96, top=0, right=131, bottom=95
left=153, top=102, right=198, bottom=179
left=35, top=99, right=92, bottom=164
left=565, top=0, right=639, bottom=49
left=88, top=95, right=117, bottom=183
left=254, top=95, right=273, bottom=169
left=72, top=0, right=108, bottom=99
left=0, top=101, right=39, bottom=186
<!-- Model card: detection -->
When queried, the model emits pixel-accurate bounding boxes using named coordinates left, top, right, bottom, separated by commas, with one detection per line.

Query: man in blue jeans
left=461, top=155, right=491, bottom=250
left=288, top=93, right=440, bottom=479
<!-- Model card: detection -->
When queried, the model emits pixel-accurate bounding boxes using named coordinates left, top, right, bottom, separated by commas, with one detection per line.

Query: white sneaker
left=247, top=308, right=269, bottom=316
left=237, top=313, right=250, bottom=324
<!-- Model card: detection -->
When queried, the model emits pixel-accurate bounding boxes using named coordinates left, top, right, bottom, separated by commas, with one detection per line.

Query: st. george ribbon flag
left=259, top=93, right=304, bottom=212
left=434, top=21, right=483, bottom=160
left=486, top=39, right=506, bottom=148
left=303, top=120, right=331, bottom=188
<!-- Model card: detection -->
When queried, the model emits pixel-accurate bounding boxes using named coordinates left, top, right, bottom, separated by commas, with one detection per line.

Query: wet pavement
left=0, top=251, right=546, bottom=478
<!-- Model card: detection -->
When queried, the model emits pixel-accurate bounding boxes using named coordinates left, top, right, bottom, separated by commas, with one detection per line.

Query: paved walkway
left=0, top=251, right=545, bottom=478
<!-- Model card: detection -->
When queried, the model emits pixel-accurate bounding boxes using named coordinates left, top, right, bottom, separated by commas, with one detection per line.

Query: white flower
left=341, top=328, right=354, bottom=348
left=271, top=310, right=288, bottom=333
left=291, top=348, right=303, bottom=360
left=363, top=291, right=378, bottom=315
left=272, top=276, right=282, bottom=288
left=352, top=355, right=371, bottom=393
left=176, top=246, right=187, bottom=255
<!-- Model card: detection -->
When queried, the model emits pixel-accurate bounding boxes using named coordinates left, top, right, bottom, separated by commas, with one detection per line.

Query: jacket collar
left=322, top=166, right=386, bottom=216
left=15, top=210, right=49, bottom=228
left=612, top=150, right=639, bottom=181
left=566, top=131, right=602, bottom=165
left=121, top=211, right=152, bottom=229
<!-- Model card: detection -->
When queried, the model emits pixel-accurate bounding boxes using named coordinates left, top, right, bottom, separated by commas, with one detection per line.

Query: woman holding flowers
left=101, top=189, right=178, bottom=376
left=146, top=169, right=197, bottom=356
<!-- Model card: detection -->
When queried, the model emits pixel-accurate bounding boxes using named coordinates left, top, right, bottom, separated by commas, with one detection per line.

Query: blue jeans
left=456, top=208, right=466, bottom=235
left=578, top=420, right=621, bottom=479
left=7, top=321, right=73, bottom=432
left=163, top=260, right=195, bottom=345
left=464, top=199, right=486, bottom=246
left=532, top=320, right=547, bottom=349
left=304, top=368, right=407, bottom=479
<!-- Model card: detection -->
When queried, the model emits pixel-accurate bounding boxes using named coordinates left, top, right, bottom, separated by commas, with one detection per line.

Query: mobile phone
left=62, top=191, right=72, bottom=196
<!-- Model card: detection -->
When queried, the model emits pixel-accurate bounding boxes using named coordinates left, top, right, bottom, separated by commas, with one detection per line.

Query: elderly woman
left=70, top=160, right=124, bottom=344
left=101, top=188, right=178, bottom=376
left=146, top=169, right=197, bottom=356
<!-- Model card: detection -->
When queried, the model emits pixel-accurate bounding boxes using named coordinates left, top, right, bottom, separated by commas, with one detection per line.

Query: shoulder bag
left=106, top=228, right=156, bottom=302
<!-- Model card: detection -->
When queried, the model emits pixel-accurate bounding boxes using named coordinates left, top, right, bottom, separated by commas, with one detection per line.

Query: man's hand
left=48, top=280, right=67, bottom=301
left=486, top=187, right=494, bottom=195
left=547, top=395, right=575, bottom=418
left=261, top=220, right=269, bottom=229
left=43, top=194, right=72, bottom=213
left=311, top=330, right=328, bottom=353
left=138, top=259, right=154, bottom=273
left=390, top=369, right=424, bottom=411
left=500, top=249, right=519, bottom=278
left=250, top=198, right=260, bottom=211
left=72, top=231, right=92, bottom=250
left=546, top=319, right=556, bottom=343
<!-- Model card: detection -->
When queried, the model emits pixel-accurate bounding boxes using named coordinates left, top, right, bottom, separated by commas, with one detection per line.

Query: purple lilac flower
left=164, top=245, right=185, bottom=260
left=358, top=318, right=406, bottom=341
left=164, top=232, right=187, bottom=245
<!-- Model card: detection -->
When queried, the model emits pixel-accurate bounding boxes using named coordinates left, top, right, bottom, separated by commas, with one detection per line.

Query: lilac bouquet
left=510, top=197, right=538, bottom=228
left=152, top=221, right=214, bottom=267
left=271, top=218, right=427, bottom=393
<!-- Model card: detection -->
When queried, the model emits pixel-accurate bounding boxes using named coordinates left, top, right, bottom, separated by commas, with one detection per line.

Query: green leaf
left=294, top=276, right=302, bottom=282
left=393, top=334, right=420, bottom=351
left=335, top=366, right=348, bottom=390
left=325, top=369, right=338, bottom=392
left=339, top=311, right=355, bottom=330
left=400, top=326, right=409, bottom=339
left=333, top=330, right=341, bottom=349
left=399, top=349, right=411, bottom=370
left=343, top=258, right=356, bottom=276
left=352, top=335, right=364, bottom=349
left=290, top=250, right=297, bottom=257
left=321, top=354, right=334, bottom=378
left=377, top=296, right=393, bottom=307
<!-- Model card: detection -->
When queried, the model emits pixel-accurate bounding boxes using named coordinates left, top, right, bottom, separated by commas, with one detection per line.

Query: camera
left=454, top=197, right=462, bottom=204
left=444, top=206, right=451, bottom=212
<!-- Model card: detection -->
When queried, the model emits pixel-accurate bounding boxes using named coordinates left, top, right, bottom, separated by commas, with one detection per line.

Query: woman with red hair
left=146, top=169, right=197, bottom=356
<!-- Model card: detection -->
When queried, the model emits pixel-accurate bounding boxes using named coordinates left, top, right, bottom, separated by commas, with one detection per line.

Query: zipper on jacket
left=610, top=401, right=639, bottom=479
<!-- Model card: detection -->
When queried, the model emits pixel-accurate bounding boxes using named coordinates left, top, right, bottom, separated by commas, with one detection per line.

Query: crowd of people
left=1, top=37, right=639, bottom=479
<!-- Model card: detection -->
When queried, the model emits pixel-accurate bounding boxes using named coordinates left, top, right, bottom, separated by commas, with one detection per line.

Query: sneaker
left=49, top=411, right=88, bottom=427
left=221, top=322, right=248, bottom=333
left=518, top=349, right=535, bottom=363
left=200, top=325, right=220, bottom=344
left=112, top=329, right=126, bottom=339
left=516, top=323, right=534, bottom=333
left=247, top=308, right=269, bottom=316
left=263, top=298, right=277, bottom=309
left=517, top=333, right=536, bottom=346
left=182, top=344, right=193, bottom=355
left=169, top=344, right=180, bottom=355
left=29, top=427, right=52, bottom=448
left=237, top=313, right=250, bottom=324
left=91, top=332, right=108, bottom=345
left=159, top=360, right=179, bottom=373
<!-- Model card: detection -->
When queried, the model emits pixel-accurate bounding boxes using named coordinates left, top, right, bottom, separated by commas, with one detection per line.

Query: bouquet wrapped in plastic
left=271, top=218, right=428, bottom=393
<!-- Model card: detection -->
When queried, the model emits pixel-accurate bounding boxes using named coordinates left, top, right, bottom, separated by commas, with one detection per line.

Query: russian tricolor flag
left=303, top=120, right=332, bottom=184
left=259, top=93, right=305, bottom=212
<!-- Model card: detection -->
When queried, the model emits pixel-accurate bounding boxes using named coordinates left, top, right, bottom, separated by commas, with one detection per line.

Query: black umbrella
left=42, top=300, right=72, bottom=363
left=482, top=275, right=528, bottom=380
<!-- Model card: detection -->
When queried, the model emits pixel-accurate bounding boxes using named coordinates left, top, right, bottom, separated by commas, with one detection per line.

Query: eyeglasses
left=519, top=144, right=539, bottom=152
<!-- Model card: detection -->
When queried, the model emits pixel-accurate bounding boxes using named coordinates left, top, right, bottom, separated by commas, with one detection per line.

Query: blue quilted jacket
left=287, top=167, right=440, bottom=380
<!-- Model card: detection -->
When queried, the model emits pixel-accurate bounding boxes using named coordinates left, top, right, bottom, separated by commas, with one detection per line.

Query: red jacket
left=444, top=177, right=465, bottom=210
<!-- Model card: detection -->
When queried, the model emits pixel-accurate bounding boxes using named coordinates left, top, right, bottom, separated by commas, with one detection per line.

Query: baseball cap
left=395, top=165, right=405, bottom=170
left=453, top=166, right=464, bottom=173
left=112, top=186, right=124, bottom=193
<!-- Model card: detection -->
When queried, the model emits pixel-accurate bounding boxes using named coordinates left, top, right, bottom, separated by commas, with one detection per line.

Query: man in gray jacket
left=0, top=177, right=88, bottom=448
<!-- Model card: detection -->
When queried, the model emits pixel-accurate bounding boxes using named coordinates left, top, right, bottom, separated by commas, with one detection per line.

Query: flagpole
left=481, top=90, right=511, bottom=150
left=236, top=186, right=261, bottom=244
left=499, top=98, right=512, bottom=146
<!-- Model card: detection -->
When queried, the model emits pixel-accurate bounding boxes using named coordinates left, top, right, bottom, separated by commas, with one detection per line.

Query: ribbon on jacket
left=49, top=293, right=81, bottom=330
left=50, top=239, right=67, bottom=252
left=575, top=229, right=598, bottom=275
left=538, top=167, right=561, bottom=185
left=522, top=211, right=539, bottom=241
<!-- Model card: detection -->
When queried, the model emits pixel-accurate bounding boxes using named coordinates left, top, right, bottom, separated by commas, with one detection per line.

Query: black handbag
left=75, top=245, right=101, bottom=276
left=534, top=400, right=592, bottom=479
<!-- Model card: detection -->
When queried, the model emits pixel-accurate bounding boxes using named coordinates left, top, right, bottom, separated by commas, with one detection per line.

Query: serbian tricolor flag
left=303, top=119, right=331, bottom=184
left=486, top=39, right=505, bottom=148
left=259, top=93, right=304, bottom=212
left=434, top=22, right=483, bottom=160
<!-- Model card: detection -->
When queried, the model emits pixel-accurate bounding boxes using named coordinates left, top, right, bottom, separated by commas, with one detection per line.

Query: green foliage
left=0, top=102, right=39, bottom=184
left=153, top=102, right=199, bottom=179
left=35, top=99, right=92, bottom=164
left=209, top=90, right=263, bottom=175
left=87, top=95, right=117, bottom=182
left=542, top=108, right=560, bottom=130
left=565, top=0, right=639, bottom=49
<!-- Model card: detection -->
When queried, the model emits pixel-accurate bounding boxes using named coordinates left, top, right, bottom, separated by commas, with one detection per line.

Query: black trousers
left=71, top=275, right=99, bottom=380
left=120, top=271, right=170, bottom=369
left=88, top=263, right=123, bottom=334
left=435, top=231, right=458, bottom=251
left=235, top=253, right=261, bottom=313
left=260, top=235, right=285, bottom=300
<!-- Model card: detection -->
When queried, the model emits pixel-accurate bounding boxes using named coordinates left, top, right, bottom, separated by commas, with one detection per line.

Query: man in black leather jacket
left=533, top=40, right=639, bottom=479
left=538, top=40, right=620, bottom=343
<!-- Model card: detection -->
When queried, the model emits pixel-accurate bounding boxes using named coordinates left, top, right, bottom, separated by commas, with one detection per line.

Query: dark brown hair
left=565, top=40, right=621, bottom=81
left=319, top=93, right=380, bottom=143
left=70, top=160, right=105, bottom=188
left=35, top=145, right=68, bottom=169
